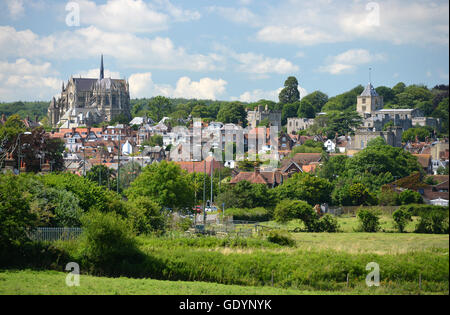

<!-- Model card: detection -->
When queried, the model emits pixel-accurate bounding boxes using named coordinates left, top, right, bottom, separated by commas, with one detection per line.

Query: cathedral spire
left=100, top=54, right=104, bottom=80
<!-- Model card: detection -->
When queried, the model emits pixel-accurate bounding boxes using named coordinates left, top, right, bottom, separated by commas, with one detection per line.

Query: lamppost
left=97, top=146, right=102, bottom=186
left=17, top=131, right=32, bottom=174
left=117, top=131, right=121, bottom=194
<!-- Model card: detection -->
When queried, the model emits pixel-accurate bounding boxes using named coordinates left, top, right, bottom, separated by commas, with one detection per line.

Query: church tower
left=356, top=83, right=383, bottom=116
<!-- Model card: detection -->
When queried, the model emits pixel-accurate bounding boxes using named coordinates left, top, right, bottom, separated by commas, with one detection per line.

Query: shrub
left=415, top=210, right=449, bottom=234
left=127, top=196, right=166, bottom=235
left=392, top=208, right=412, bottom=233
left=357, top=209, right=381, bottom=232
left=266, top=230, right=295, bottom=247
left=274, top=200, right=316, bottom=226
left=79, top=211, right=142, bottom=275
left=0, top=174, right=36, bottom=250
left=316, top=214, right=340, bottom=233
left=398, top=190, right=423, bottom=205
left=225, top=207, right=271, bottom=222
left=378, top=190, right=400, bottom=206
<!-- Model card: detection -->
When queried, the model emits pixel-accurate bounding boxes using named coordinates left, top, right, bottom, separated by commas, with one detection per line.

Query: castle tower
left=356, top=83, right=383, bottom=116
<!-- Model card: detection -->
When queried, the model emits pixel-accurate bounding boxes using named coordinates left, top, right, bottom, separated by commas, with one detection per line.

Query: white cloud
left=0, top=59, right=61, bottom=101
left=213, top=44, right=298, bottom=76
left=0, top=26, right=220, bottom=72
left=76, top=0, right=200, bottom=33
left=319, top=49, right=386, bottom=75
left=232, top=86, right=308, bottom=103
left=208, top=6, right=260, bottom=27
left=6, top=0, right=24, bottom=19
left=224, top=0, right=448, bottom=46
left=129, top=73, right=227, bottom=100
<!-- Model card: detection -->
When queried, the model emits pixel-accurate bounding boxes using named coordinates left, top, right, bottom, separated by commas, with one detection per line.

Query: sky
left=0, top=0, right=448, bottom=103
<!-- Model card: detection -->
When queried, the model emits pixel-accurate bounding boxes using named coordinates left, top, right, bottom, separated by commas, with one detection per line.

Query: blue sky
left=0, top=0, right=448, bottom=102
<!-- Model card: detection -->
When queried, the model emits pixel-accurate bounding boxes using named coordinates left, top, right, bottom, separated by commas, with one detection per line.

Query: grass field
left=0, top=269, right=444, bottom=295
left=1, top=215, right=448, bottom=295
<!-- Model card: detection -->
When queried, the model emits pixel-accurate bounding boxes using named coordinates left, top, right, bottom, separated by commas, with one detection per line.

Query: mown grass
left=0, top=269, right=445, bottom=295
left=0, top=269, right=312, bottom=295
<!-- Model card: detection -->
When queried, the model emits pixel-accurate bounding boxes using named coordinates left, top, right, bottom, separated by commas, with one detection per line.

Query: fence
left=327, top=206, right=399, bottom=216
left=28, top=227, right=83, bottom=242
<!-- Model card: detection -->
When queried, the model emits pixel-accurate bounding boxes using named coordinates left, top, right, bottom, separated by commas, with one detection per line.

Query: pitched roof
left=281, top=153, right=322, bottom=170
left=360, top=83, right=379, bottom=97
left=229, top=170, right=286, bottom=186
left=412, top=154, right=432, bottom=168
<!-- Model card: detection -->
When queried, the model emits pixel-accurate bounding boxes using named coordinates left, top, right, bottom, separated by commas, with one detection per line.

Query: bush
left=274, top=200, right=316, bottom=226
left=127, top=196, right=166, bottom=235
left=357, top=209, right=381, bottom=232
left=79, top=211, right=142, bottom=275
left=0, top=174, right=36, bottom=250
left=392, top=208, right=412, bottom=233
left=398, top=190, right=423, bottom=205
left=378, top=190, right=400, bottom=206
left=266, top=230, right=295, bottom=247
left=225, top=207, right=271, bottom=222
left=415, top=210, right=449, bottom=234
left=316, top=214, right=340, bottom=233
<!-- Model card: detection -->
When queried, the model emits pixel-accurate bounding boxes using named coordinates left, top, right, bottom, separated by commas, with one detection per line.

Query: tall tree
left=279, top=76, right=300, bottom=104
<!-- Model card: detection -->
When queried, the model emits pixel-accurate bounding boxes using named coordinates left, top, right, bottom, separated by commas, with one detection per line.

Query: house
left=280, top=153, right=322, bottom=176
left=324, top=139, right=336, bottom=153
left=412, top=154, right=433, bottom=174
left=174, top=155, right=223, bottom=176
left=229, top=168, right=287, bottom=188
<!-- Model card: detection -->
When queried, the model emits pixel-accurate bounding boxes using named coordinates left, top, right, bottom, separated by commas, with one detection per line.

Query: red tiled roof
left=412, top=154, right=431, bottom=168
left=229, top=170, right=286, bottom=186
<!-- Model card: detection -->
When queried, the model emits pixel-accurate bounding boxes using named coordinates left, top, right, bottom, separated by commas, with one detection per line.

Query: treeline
left=0, top=101, right=49, bottom=120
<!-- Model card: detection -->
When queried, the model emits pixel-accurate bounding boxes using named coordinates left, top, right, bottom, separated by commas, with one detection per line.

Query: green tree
left=297, top=98, right=315, bottom=118
left=282, top=102, right=300, bottom=125
left=125, top=161, right=194, bottom=210
left=0, top=174, right=36, bottom=250
left=299, top=91, right=328, bottom=114
left=392, top=208, right=412, bottom=233
left=217, top=102, right=247, bottom=127
left=279, top=76, right=300, bottom=104
left=276, top=173, right=333, bottom=206
left=274, top=199, right=315, bottom=226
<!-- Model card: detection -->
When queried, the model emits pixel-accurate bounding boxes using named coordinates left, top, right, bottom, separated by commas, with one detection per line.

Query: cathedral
left=48, top=55, right=131, bottom=128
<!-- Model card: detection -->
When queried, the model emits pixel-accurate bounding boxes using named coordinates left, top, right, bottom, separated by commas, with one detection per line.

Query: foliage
left=0, top=174, right=36, bottom=249
left=125, top=161, right=194, bottom=210
left=275, top=173, right=333, bottom=206
left=402, top=127, right=433, bottom=142
left=216, top=102, right=248, bottom=127
left=127, top=196, right=166, bottom=234
left=266, top=230, right=295, bottom=246
left=398, top=189, right=423, bottom=205
left=274, top=200, right=317, bottom=231
left=79, top=211, right=141, bottom=275
left=414, top=208, right=449, bottom=235
left=225, top=207, right=271, bottom=222
left=357, top=209, right=381, bottom=232
left=217, top=181, right=276, bottom=210
left=392, top=208, right=412, bottom=233
left=41, top=173, right=112, bottom=213
left=316, top=214, right=340, bottom=233
left=279, top=76, right=300, bottom=104
left=142, top=134, right=163, bottom=147
left=309, top=110, right=362, bottom=138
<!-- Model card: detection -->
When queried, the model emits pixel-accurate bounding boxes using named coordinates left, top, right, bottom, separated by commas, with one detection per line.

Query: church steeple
left=100, top=54, right=104, bottom=80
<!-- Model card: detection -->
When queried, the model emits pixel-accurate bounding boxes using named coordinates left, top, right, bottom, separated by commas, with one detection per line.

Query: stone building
left=356, top=83, right=440, bottom=132
left=287, top=117, right=315, bottom=134
left=48, top=55, right=131, bottom=128
left=247, top=105, right=282, bottom=129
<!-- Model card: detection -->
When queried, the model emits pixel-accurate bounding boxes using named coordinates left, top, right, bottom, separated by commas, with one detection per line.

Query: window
left=362, top=98, right=366, bottom=104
